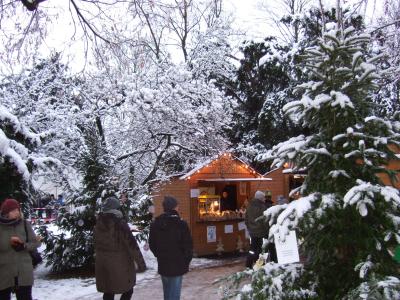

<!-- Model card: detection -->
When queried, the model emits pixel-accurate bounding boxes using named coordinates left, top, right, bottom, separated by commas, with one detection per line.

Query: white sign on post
left=207, top=226, right=217, bottom=243
left=274, top=230, right=300, bottom=264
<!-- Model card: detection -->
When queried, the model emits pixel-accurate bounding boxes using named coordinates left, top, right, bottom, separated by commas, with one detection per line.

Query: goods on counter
left=199, top=209, right=245, bottom=221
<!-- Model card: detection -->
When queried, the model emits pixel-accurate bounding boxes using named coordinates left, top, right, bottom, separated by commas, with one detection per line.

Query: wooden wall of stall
left=258, top=167, right=290, bottom=202
left=152, top=178, right=192, bottom=229
left=378, top=145, right=400, bottom=188
left=190, top=219, right=248, bottom=256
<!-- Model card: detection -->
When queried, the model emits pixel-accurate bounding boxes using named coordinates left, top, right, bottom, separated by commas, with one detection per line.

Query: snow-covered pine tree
left=0, top=104, right=55, bottom=209
left=223, top=6, right=364, bottom=172
left=227, top=25, right=400, bottom=299
left=40, top=123, right=112, bottom=272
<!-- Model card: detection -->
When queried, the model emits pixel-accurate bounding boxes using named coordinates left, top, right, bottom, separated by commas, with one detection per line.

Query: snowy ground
left=29, top=251, right=245, bottom=300
left=15, top=225, right=246, bottom=300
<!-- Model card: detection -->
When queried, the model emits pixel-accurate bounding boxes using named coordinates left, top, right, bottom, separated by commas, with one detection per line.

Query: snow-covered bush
left=223, top=259, right=316, bottom=300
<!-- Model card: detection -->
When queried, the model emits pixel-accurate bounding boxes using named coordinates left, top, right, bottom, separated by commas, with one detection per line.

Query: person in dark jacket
left=149, top=196, right=193, bottom=300
left=245, top=191, right=271, bottom=268
left=0, top=198, right=41, bottom=300
left=94, top=196, right=146, bottom=300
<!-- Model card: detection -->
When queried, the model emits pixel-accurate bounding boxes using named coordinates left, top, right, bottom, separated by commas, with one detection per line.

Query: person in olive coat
left=94, top=196, right=146, bottom=300
left=149, top=196, right=193, bottom=300
left=245, top=191, right=271, bottom=268
left=0, top=198, right=41, bottom=300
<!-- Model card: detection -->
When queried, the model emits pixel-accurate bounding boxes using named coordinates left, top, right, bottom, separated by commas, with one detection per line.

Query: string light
left=183, top=152, right=265, bottom=180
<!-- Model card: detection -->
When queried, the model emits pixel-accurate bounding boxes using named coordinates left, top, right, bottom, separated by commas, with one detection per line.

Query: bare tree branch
left=370, top=18, right=400, bottom=33
left=70, top=0, right=114, bottom=44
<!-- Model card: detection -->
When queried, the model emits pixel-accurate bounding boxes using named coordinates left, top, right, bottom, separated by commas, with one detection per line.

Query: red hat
left=0, top=199, right=21, bottom=215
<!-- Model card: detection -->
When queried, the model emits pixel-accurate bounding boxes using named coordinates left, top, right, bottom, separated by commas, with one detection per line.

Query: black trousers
left=0, top=286, right=32, bottom=300
left=267, top=242, right=278, bottom=263
left=246, top=236, right=263, bottom=268
left=246, top=237, right=278, bottom=268
left=103, top=288, right=133, bottom=300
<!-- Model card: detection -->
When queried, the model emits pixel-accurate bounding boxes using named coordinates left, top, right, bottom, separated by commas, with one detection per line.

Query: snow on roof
left=179, top=153, right=263, bottom=180
left=263, top=167, right=281, bottom=176
left=263, top=166, right=307, bottom=176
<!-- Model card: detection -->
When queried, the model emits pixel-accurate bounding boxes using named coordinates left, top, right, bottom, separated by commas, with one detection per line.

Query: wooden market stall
left=264, top=166, right=306, bottom=202
left=152, top=153, right=272, bottom=256
left=151, top=146, right=400, bottom=256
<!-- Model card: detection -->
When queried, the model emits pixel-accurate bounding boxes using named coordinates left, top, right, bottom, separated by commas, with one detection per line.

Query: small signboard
left=245, top=228, right=250, bottom=239
left=207, top=226, right=217, bottom=243
left=190, top=189, right=200, bottom=198
left=224, top=224, right=233, bottom=234
left=274, top=230, right=300, bottom=264
left=238, top=221, right=246, bottom=231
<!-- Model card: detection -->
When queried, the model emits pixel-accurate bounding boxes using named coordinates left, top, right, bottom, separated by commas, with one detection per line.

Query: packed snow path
left=29, top=254, right=245, bottom=300
left=76, top=259, right=244, bottom=300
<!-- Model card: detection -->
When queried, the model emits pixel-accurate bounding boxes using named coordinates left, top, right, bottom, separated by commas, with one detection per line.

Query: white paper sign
left=238, top=221, right=246, bottom=231
left=190, top=189, right=200, bottom=198
left=224, top=224, right=233, bottom=234
left=207, top=226, right=216, bottom=243
left=274, top=230, right=300, bottom=264
left=245, top=228, right=250, bottom=239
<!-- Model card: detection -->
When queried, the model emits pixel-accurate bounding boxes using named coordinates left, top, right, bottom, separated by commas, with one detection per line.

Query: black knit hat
left=162, top=196, right=178, bottom=211
left=103, top=196, right=121, bottom=211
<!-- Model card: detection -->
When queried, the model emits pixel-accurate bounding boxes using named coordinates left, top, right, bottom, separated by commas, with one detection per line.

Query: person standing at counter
left=220, top=190, right=236, bottom=211
left=245, top=191, right=270, bottom=268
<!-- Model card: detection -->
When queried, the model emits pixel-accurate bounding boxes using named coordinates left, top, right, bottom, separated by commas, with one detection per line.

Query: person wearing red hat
left=0, top=199, right=41, bottom=300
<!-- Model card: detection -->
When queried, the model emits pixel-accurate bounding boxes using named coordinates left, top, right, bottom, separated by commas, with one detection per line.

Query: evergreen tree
left=0, top=104, right=52, bottom=209
left=223, top=7, right=364, bottom=172
left=39, top=124, right=112, bottom=272
left=224, top=38, right=302, bottom=166
left=227, top=25, right=400, bottom=299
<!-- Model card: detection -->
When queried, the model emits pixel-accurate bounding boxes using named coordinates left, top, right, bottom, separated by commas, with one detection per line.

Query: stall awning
left=197, top=178, right=272, bottom=182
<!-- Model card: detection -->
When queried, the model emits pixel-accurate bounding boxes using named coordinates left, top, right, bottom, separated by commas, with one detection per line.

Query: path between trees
left=76, top=259, right=245, bottom=300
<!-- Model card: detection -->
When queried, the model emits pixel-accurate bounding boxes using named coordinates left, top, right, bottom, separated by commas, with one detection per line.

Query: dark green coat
left=245, top=198, right=270, bottom=238
left=94, top=213, right=146, bottom=294
left=0, top=216, right=41, bottom=290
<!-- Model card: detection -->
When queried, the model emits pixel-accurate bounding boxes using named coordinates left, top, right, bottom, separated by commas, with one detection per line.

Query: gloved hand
left=10, top=236, right=25, bottom=252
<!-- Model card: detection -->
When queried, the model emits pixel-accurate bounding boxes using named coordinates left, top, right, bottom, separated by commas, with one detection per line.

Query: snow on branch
left=0, top=128, right=30, bottom=180
left=259, top=134, right=331, bottom=171
left=0, top=104, right=41, bottom=145
left=258, top=135, right=312, bottom=167
left=266, top=194, right=317, bottom=241
left=344, top=180, right=400, bottom=217
left=350, top=276, right=400, bottom=299
left=31, top=156, right=61, bottom=169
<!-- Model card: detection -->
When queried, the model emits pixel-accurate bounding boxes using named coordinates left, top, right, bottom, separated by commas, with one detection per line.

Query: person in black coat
left=149, top=196, right=193, bottom=300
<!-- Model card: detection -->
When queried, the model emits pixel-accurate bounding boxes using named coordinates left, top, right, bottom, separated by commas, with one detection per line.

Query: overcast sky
left=1, top=0, right=385, bottom=74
